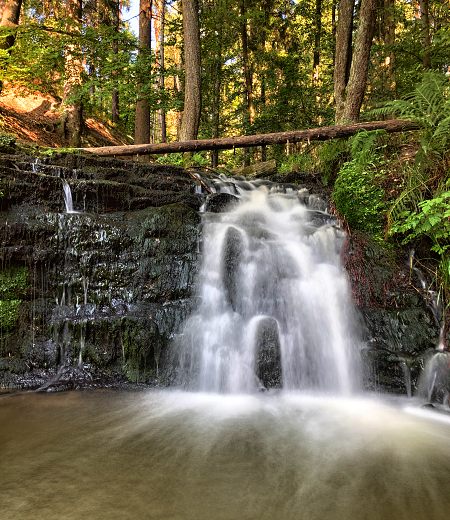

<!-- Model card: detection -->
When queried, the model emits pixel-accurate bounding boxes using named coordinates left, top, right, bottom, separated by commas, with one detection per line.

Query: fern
left=369, top=72, right=450, bottom=160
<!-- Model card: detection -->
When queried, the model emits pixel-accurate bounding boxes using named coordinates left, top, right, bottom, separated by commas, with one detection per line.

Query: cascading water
left=174, top=179, right=361, bottom=394
left=62, top=180, right=76, bottom=214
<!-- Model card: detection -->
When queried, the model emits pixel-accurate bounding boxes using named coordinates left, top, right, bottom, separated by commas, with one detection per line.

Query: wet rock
left=205, top=193, right=239, bottom=213
left=255, top=317, right=282, bottom=388
left=0, top=152, right=201, bottom=390
left=222, top=226, right=244, bottom=312
left=345, top=232, right=441, bottom=395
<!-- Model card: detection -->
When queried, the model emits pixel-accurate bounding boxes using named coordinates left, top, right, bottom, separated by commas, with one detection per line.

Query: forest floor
left=0, top=86, right=130, bottom=149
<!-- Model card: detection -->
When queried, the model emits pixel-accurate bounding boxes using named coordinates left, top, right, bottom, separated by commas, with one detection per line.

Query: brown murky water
left=1, top=390, right=450, bottom=520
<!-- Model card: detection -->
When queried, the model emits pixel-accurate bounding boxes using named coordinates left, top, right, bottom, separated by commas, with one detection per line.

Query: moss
left=0, top=133, right=16, bottom=153
left=0, top=267, right=29, bottom=332
left=0, top=300, right=21, bottom=331
left=0, top=266, right=28, bottom=299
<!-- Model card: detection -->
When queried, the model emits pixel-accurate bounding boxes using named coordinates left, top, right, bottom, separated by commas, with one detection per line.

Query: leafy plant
left=390, top=191, right=450, bottom=254
left=0, top=132, right=16, bottom=151
left=0, top=267, right=28, bottom=332
left=0, top=300, right=21, bottom=332
left=370, top=72, right=450, bottom=167
left=332, top=131, right=387, bottom=238
left=278, top=152, right=315, bottom=174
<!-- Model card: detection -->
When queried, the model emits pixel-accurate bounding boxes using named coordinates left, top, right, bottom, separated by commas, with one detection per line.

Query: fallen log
left=79, top=119, right=419, bottom=157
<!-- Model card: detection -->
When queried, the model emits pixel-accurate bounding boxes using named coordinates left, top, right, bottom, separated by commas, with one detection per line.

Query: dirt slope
left=0, top=87, right=130, bottom=149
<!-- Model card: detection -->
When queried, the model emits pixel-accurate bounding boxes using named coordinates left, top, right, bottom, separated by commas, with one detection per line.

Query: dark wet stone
left=0, top=152, right=201, bottom=390
left=205, top=193, right=239, bottom=213
left=344, top=232, right=442, bottom=395
left=222, top=226, right=244, bottom=312
left=255, top=317, right=282, bottom=389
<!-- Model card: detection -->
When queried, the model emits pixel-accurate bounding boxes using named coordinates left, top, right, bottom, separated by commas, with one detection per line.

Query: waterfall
left=174, top=180, right=361, bottom=394
left=62, top=180, right=76, bottom=214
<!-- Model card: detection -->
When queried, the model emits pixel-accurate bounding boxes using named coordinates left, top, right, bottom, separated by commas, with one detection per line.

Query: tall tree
left=62, top=0, right=83, bottom=146
left=179, top=0, right=201, bottom=141
left=0, top=0, right=22, bottom=49
left=134, top=0, right=152, bottom=144
left=313, top=0, right=322, bottom=76
left=334, top=0, right=377, bottom=123
left=334, top=0, right=355, bottom=121
left=111, top=0, right=121, bottom=123
left=418, top=0, right=431, bottom=68
left=154, top=0, right=166, bottom=141
left=0, top=0, right=23, bottom=91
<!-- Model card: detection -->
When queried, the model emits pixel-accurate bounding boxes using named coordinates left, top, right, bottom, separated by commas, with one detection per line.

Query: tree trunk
left=418, top=0, right=431, bottom=68
left=382, top=0, right=396, bottom=94
left=334, top=0, right=355, bottom=121
left=240, top=0, right=255, bottom=128
left=179, top=0, right=201, bottom=141
left=339, top=0, right=377, bottom=123
left=134, top=0, right=152, bottom=144
left=332, top=0, right=337, bottom=67
left=0, top=0, right=23, bottom=92
left=313, top=0, right=322, bottom=76
left=0, top=0, right=22, bottom=49
left=210, top=1, right=223, bottom=168
left=80, top=119, right=419, bottom=156
left=111, top=0, right=120, bottom=124
left=154, top=0, right=166, bottom=142
left=63, top=0, right=83, bottom=147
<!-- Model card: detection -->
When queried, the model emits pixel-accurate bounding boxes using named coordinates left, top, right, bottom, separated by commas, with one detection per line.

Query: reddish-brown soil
left=0, top=87, right=129, bottom=148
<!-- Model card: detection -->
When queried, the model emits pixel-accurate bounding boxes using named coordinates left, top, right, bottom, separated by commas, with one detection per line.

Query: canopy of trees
left=0, top=0, right=448, bottom=150
left=0, top=0, right=449, bottom=341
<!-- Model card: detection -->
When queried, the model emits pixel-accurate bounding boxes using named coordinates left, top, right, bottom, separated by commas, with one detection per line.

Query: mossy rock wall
left=344, top=232, right=440, bottom=394
left=0, top=154, right=201, bottom=389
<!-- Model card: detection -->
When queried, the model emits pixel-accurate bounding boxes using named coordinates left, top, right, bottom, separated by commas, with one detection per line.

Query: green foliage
left=315, top=140, right=350, bottom=185
left=0, top=133, right=16, bottom=149
left=0, top=267, right=28, bottom=299
left=378, top=73, right=450, bottom=245
left=0, top=267, right=28, bottom=332
left=156, top=152, right=209, bottom=168
left=278, top=152, right=315, bottom=174
left=390, top=191, right=450, bottom=254
left=332, top=131, right=387, bottom=238
left=370, top=72, right=450, bottom=167
left=0, top=300, right=21, bottom=332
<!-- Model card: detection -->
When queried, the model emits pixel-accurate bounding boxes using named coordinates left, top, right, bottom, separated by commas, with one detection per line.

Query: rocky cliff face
left=0, top=154, right=201, bottom=390
left=0, top=157, right=442, bottom=395
left=343, top=232, right=440, bottom=395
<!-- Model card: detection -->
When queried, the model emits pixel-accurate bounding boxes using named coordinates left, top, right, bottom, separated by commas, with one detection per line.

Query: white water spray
left=175, top=181, right=361, bottom=394
left=62, top=180, right=76, bottom=214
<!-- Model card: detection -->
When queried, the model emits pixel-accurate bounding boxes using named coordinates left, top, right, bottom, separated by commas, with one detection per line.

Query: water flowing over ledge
left=171, top=177, right=362, bottom=394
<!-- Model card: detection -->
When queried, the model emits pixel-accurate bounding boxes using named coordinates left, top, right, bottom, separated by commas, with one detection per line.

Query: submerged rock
left=255, top=317, right=282, bottom=389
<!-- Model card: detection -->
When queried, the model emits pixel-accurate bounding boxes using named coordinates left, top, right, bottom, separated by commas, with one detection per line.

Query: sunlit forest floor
left=0, top=85, right=129, bottom=149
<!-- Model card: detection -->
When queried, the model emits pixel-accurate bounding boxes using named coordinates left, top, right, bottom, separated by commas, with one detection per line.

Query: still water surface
left=1, top=390, right=450, bottom=520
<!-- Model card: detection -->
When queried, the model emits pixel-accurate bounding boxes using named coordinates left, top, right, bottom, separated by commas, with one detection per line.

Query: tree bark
left=111, top=0, right=120, bottom=124
left=240, top=0, right=255, bottom=128
left=339, top=0, right=377, bottom=123
left=313, top=0, right=322, bottom=75
left=418, top=0, right=431, bottom=68
left=0, top=0, right=22, bottom=49
left=381, top=0, right=396, bottom=95
left=134, top=0, right=152, bottom=144
left=334, top=0, right=355, bottom=121
left=0, top=0, right=23, bottom=93
left=79, top=119, right=419, bottom=156
left=154, top=0, right=166, bottom=142
left=63, top=0, right=83, bottom=147
left=179, top=0, right=201, bottom=141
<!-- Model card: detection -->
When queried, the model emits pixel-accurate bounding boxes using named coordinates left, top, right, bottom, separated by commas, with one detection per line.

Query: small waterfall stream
left=174, top=178, right=361, bottom=393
